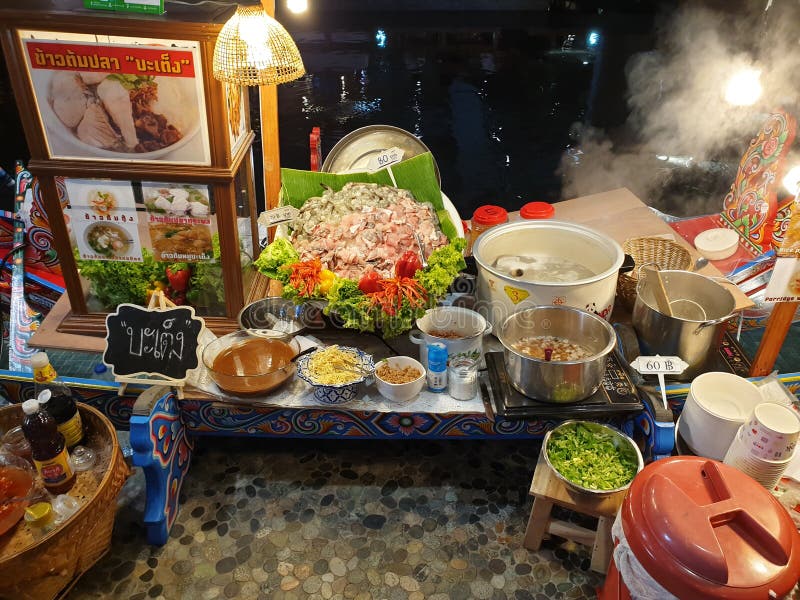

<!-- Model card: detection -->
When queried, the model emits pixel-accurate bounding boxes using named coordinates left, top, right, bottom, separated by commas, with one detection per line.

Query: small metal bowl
left=296, top=347, right=374, bottom=405
left=542, top=420, right=644, bottom=497
left=238, top=297, right=307, bottom=335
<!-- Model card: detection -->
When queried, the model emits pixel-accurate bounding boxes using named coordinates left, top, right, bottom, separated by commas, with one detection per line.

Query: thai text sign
left=26, top=42, right=194, bottom=77
left=104, top=304, right=204, bottom=380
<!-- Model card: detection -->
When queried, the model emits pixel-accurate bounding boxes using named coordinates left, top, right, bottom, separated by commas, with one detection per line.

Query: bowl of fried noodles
left=296, top=346, right=374, bottom=405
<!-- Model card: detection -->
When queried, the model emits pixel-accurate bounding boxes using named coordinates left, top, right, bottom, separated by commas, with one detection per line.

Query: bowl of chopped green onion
left=543, top=420, right=643, bottom=496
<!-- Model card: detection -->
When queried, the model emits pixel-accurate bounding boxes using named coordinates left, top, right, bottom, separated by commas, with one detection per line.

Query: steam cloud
left=560, top=2, right=800, bottom=217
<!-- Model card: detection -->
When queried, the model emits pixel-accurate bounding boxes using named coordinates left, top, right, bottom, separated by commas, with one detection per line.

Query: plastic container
left=1, top=426, right=31, bottom=463
left=468, top=205, right=508, bottom=255
left=69, top=445, right=97, bottom=472
left=24, top=502, right=54, bottom=530
left=426, top=343, right=448, bottom=393
left=599, top=456, right=800, bottom=600
left=519, top=201, right=554, bottom=220
left=52, top=494, right=82, bottom=524
left=694, top=228, right=739, bottom=260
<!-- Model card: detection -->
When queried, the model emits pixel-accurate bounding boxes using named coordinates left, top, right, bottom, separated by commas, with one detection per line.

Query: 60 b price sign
left=630, top=355, right=688, bottom=375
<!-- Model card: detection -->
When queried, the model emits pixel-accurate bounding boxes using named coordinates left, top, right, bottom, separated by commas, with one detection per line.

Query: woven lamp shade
left=213, top=5, right=305, bottom=86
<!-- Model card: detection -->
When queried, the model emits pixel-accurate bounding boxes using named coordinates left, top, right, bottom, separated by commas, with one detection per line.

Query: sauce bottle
left=426, top=343, right=448, bottom=393
left=21, top=399, right=75, bottom=494
left=469, top=205, right=508, bottom=255
left=32, top=352, right=83, bottom=448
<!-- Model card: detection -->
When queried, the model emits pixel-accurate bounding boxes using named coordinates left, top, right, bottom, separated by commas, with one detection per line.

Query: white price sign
left=630, top=356, right=688, bottom=375
left=366, top=146, right=404, bottom=172
left=630, top=355, right=688, bottom=412
left=259, top=206, right=300, bottom=227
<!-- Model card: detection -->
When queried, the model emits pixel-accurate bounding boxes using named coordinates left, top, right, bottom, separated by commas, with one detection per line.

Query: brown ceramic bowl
left=202, top=330, right=301, bottom=396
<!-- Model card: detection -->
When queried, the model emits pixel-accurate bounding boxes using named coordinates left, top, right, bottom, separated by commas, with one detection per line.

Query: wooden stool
left=523, top=451, right=627, bottom=573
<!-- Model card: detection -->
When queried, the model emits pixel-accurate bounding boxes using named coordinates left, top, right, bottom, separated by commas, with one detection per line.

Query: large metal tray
left=321, top=124, right=441, bottom=185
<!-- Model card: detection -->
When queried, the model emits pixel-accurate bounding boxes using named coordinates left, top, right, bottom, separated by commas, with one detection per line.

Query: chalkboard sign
left=104, top=303, right=205, bottom=381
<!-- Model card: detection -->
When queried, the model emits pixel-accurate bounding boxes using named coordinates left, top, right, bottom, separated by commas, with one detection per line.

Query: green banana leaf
left=280, top=152, right=458, bottom=240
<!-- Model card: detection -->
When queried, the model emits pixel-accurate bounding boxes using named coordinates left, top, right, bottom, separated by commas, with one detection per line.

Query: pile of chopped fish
left=291, top=182, right=449, bottom=279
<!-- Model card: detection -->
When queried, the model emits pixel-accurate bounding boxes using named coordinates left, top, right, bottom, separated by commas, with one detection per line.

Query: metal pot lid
left=321, top=125, right=441, bottom=185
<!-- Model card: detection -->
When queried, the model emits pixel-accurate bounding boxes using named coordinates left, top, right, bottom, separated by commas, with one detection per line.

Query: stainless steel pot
left=498, top=306, right=616, bottom=403
left=632, top=269, right=737, bottom=379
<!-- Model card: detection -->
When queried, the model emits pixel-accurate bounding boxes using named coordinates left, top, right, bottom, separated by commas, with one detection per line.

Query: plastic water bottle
left=427, top=343, right=448, bottom=393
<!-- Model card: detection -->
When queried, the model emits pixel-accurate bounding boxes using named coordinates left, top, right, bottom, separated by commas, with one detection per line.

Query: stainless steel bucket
left=632, top=270, right=737, bottom=379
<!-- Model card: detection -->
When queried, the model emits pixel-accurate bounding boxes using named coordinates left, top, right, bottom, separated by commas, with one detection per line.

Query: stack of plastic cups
left=723, top=402, right=800, bottom=490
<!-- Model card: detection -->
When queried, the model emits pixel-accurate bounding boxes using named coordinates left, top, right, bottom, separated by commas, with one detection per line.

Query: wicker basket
left=617, top=237, right=692, bottom=310
left=0, top=404, right=130, bottom=600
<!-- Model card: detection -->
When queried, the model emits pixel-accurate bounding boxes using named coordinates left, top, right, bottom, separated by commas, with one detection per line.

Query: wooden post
left=749, top=301, right=799, bottom=376
left=260, top=0, right=282, bottom=216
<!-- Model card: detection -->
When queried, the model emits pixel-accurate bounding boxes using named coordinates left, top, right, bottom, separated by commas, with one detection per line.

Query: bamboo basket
left=0, top=404, right=130, bottom=600
left=617, top=237, right=692, bottom=310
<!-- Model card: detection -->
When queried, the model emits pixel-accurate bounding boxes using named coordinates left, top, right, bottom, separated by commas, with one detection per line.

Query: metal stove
left=483, top=351, right=644, bottom=420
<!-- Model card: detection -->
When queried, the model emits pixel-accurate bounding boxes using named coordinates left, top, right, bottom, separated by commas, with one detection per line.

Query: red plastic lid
left=472, top=205, right=508, bottom=226
left=520, top=201, right=554, bottom=219
left=621, top=457, right=800, bottom=599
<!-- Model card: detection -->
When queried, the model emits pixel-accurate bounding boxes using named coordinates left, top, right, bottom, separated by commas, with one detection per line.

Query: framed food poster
left=18, top=30, right=211, bottom=165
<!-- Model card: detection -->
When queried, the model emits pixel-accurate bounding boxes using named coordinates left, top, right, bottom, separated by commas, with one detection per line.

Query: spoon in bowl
left=290, top=346, right=318, bottom=363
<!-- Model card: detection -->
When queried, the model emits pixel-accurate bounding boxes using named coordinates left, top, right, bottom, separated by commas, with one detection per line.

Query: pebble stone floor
left=66, top=437, right=605, bottom=600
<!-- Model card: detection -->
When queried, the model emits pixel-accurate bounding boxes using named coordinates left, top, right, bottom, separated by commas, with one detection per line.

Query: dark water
left=274, top=8, right=661, bottom=219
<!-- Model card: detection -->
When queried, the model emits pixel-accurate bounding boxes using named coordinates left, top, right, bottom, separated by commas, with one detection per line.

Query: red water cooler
left=599, top=456, right=800, bottom=599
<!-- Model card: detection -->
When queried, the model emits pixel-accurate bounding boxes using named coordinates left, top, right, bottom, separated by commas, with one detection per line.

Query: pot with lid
left=601, top=456, right=800, bottom=599
left=472, top=220, right=624, bottom=331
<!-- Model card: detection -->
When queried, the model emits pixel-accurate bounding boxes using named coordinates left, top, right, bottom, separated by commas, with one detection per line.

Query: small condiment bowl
left=296, top=347, right=374, bottom=405
left=543, top=420, right=643, bottom=497
left=202, top=329, right=300, bottom=396
left=374, top=356, right=426, bottom=402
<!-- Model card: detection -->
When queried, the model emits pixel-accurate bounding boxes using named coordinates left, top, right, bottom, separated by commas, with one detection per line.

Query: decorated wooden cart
left=0, top=0, right=798, bottom=555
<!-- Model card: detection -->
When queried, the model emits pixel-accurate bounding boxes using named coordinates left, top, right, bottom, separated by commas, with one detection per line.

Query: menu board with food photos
left=18, top=30, right=211, bottom=165
left=65, top=178, right=143, bottom=262
left=142, top=183, right=214, bottom=263
left=63, top=178, right=217, bottom=264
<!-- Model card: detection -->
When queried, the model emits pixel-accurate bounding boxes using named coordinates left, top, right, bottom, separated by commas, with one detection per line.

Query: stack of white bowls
left=678, top=372, right=764, bottom=461
left=723, top=402, right=800, bottom=490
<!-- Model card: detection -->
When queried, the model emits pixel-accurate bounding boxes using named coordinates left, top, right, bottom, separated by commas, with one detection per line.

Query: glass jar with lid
left=468, top=205, right=508, bottom=255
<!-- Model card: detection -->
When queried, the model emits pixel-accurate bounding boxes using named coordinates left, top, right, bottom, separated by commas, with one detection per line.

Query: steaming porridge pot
left=472, top=220, right=624, bottom=331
